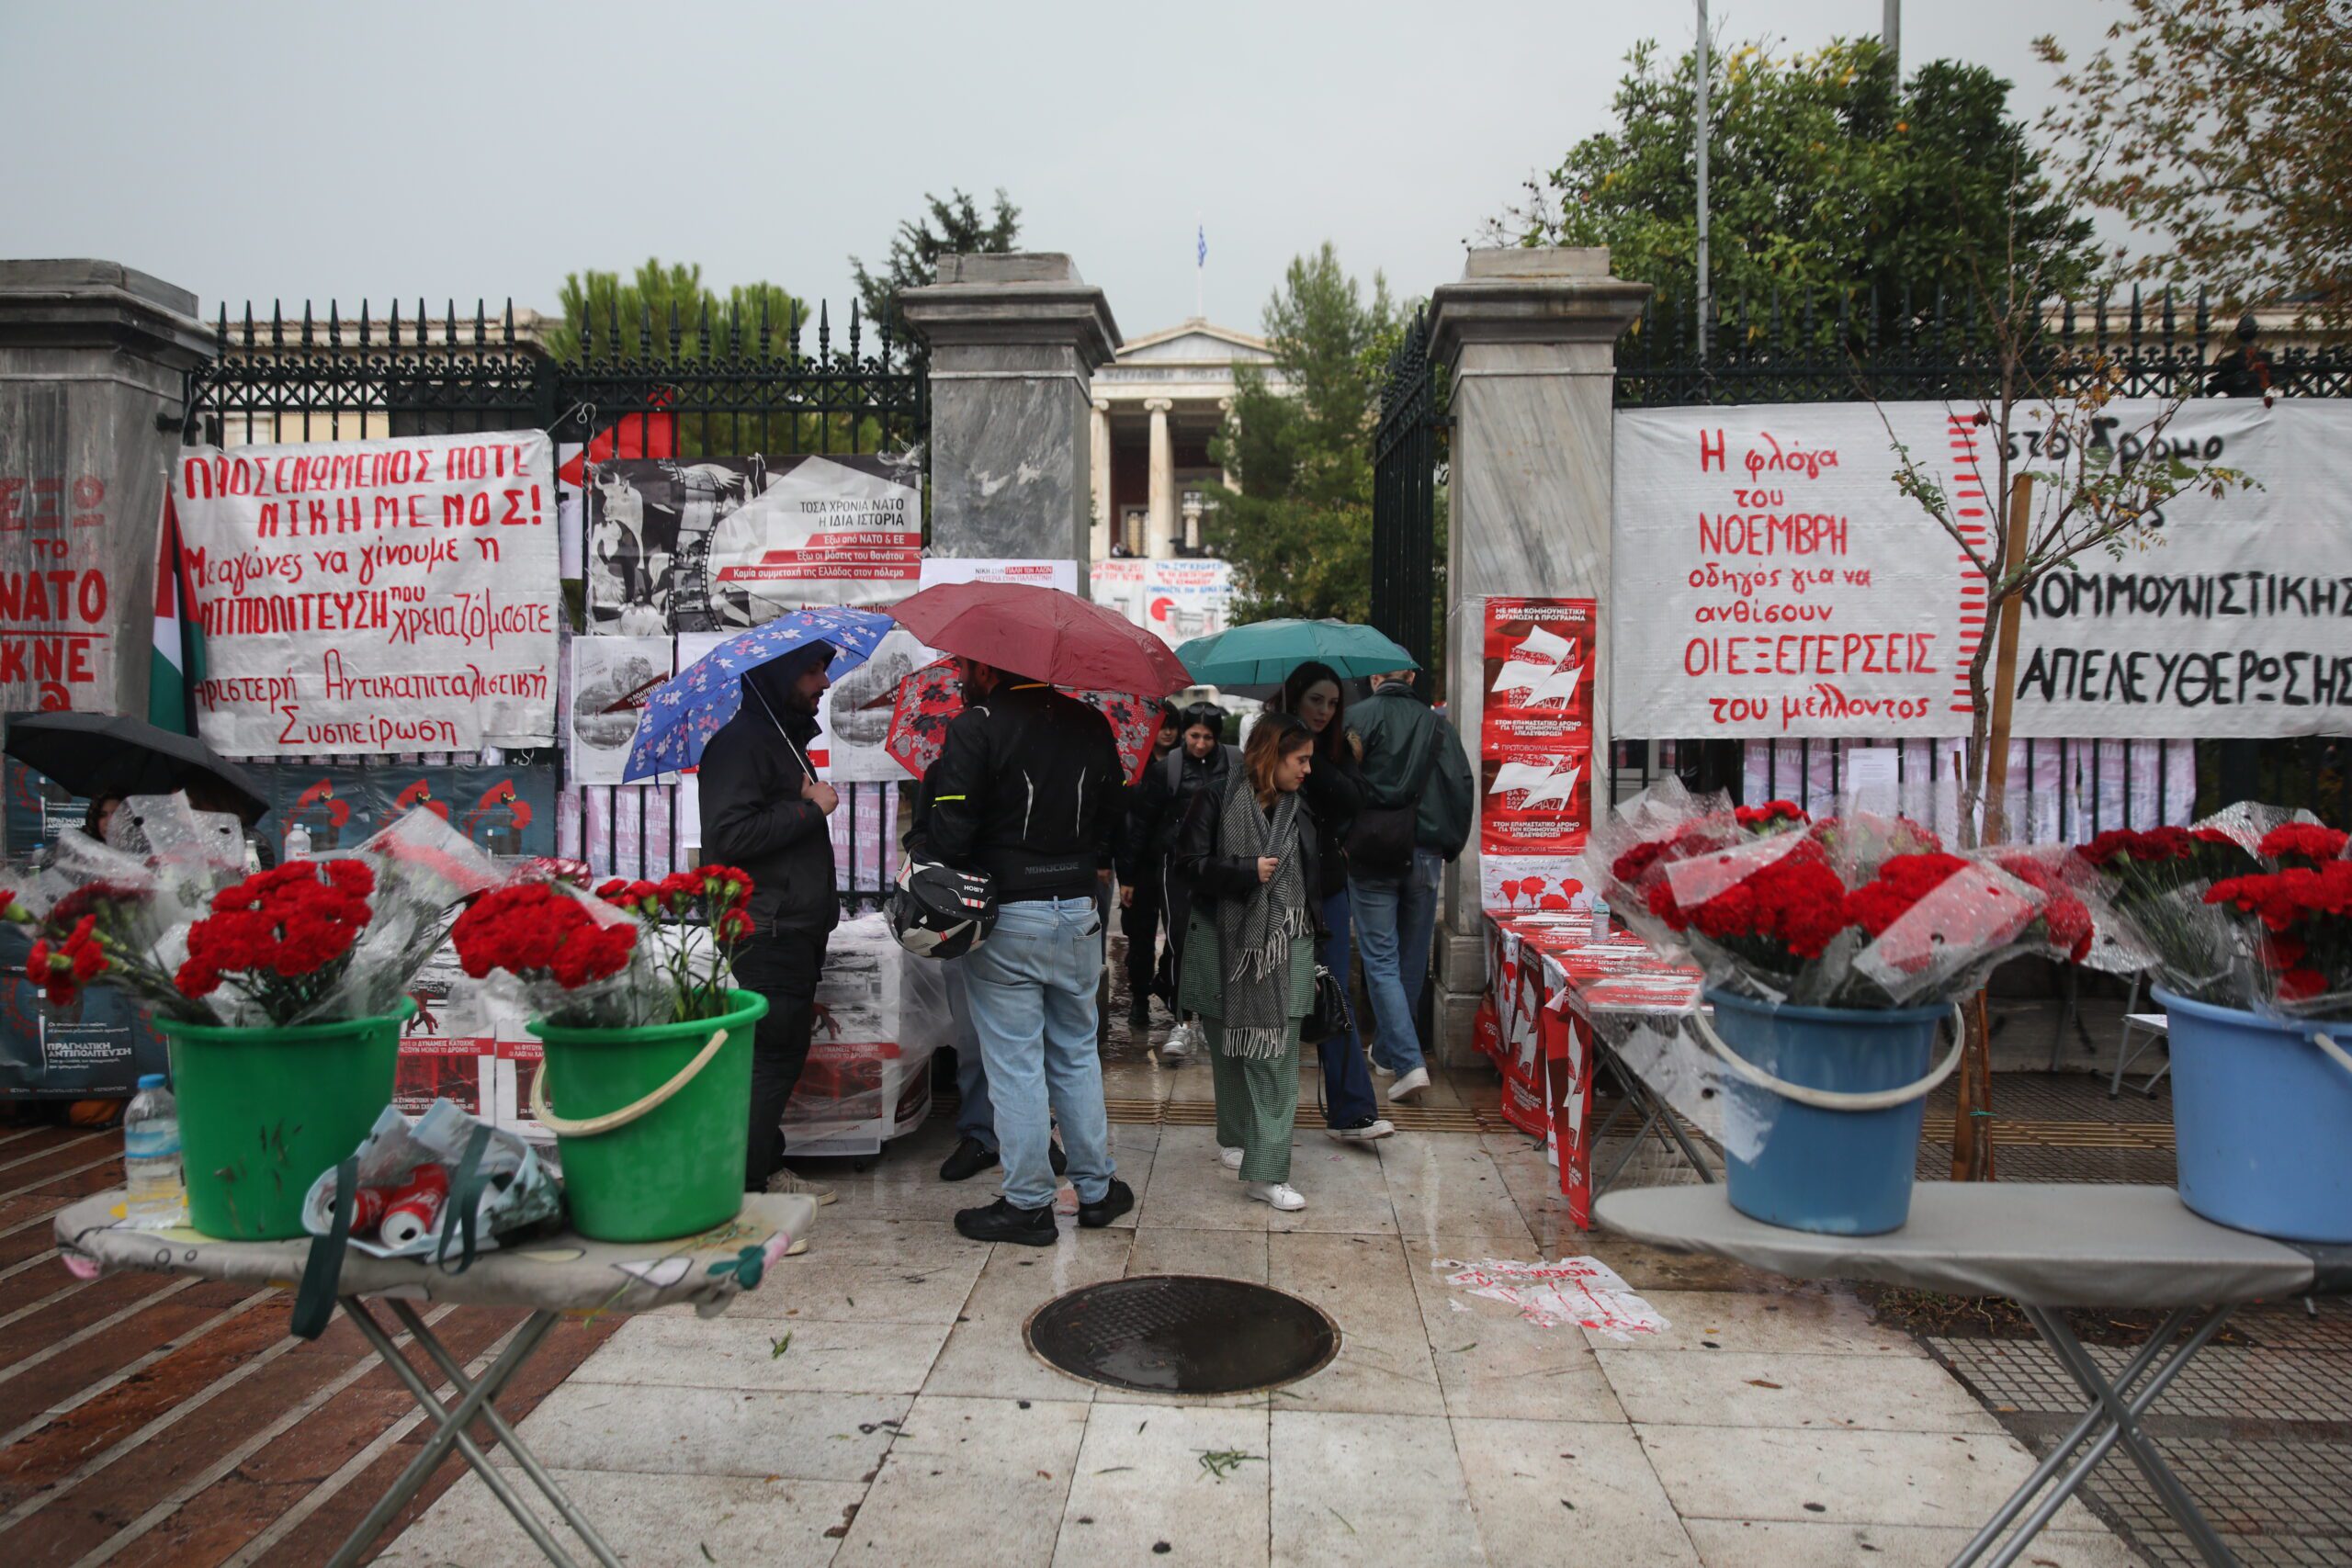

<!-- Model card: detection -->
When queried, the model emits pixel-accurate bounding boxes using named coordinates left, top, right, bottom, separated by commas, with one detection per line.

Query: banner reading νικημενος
left=172, top=431, right=560, bottom=756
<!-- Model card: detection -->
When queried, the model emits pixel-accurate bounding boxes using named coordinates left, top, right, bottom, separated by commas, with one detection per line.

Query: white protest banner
left=1091, top=557, right=1148, bottom=627
left=1611, top=400, right=2352, bottom=740
left=173, top=432, right=560, bottom=755
left=1141, top=558, right=1233, bottom=648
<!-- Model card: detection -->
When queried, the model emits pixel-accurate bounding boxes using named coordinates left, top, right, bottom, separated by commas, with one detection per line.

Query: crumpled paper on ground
left=1434, top=1255, right=1669, bottom=1340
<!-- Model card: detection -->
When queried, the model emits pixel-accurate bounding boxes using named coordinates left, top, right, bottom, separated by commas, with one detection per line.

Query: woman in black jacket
left=1116, top=702, right=1232, bottom=1054
left=1269, top=662, right=1390, bottom=1140
left=1171, top=714, right=1320, bottom=1211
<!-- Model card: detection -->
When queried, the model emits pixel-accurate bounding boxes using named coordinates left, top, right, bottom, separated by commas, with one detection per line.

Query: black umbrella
left=4, top=712, right=270, bottom=825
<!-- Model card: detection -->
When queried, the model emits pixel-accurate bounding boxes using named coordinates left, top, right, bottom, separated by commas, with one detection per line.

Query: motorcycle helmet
left=888, top=859, right=997, bottom=959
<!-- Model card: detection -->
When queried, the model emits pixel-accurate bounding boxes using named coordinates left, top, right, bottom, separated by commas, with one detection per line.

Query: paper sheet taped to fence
left=173, top=432, right=560, bottom=754
left=1611, top=400, right=2352, bottom=740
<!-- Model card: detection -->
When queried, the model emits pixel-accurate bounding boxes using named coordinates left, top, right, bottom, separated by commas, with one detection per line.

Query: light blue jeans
left=960, top=897, right=1115, bottom=1211
left=1349, top=850, right=1443, bottom=1076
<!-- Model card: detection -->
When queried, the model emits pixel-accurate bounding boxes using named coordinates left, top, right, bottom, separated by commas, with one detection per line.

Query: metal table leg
left=1591, top=1073, right=1714, bottom=1198
left=1947, top=1303, right=2239, bottom=1568
left=325, top=1299, right=620, bottom=1568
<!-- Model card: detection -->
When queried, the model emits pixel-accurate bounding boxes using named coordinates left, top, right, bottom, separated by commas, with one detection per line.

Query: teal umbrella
left=1175, top=619, right=1419, bottom=688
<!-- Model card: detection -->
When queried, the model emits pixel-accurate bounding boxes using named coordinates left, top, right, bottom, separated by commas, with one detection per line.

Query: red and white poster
left=1480, top=598, right=1596, bottom=906
left=172, top=432, right=560, bottom=754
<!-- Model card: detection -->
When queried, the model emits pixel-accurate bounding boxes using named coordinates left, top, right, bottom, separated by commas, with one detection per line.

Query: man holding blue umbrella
left=703, top=640, right=842, bottom=1203
left=626, top=607, right=891, bottom=1202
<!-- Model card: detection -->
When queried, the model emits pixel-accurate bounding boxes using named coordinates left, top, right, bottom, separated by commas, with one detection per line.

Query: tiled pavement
left=378, top=1028, right=2136, bottom=1568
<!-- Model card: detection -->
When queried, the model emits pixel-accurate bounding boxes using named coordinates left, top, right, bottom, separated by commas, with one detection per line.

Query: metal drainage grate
left=1024, top=1275, right=1340, bottom=1396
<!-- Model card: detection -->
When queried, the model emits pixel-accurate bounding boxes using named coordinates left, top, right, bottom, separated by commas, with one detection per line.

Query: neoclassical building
left=1088, top=319, right=1287, bottom=560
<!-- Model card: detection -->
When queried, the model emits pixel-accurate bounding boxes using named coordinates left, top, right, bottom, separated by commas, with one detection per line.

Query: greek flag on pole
left=1197, top=225, right=1207, bottom=266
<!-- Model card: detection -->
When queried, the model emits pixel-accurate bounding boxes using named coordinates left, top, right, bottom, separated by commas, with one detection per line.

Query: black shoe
left=955, top=1197, right=1057, bottom=1246
left=1049, top=1141, right=1069, bottom=1177
left=1127, top=1000, right=1151, bottom=1027
left=938, top=1136, right=1000, bottom=1183
left=1077, top=1178, right=1134, bottom=1229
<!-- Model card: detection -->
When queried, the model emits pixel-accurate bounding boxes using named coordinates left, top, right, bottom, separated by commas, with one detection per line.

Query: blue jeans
left=942, top=957, right=995, bottom=1151
left=1316, top=887, right=1381, bottom=1125
left=960, top=897, right=1115, bottom=1210
left=1349, top=850, right=1442, bottom=1076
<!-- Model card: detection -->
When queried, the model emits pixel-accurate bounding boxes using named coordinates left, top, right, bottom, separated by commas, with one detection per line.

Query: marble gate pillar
left=899, top=254, right=1120, bottom=584
left=1424, top=249, right=1648, bottom=1063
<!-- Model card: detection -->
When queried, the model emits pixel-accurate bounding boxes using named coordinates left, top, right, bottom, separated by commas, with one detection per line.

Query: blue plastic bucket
left=1704, top=988, right=1954, bottom=1235
left=2154, top=988, right=2352, bottom=1244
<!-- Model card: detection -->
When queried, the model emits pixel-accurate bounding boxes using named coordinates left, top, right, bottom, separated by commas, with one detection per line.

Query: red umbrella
left=885, top=581, right=1192, bottom=696
left=885, top=660, right=1164, bottom=784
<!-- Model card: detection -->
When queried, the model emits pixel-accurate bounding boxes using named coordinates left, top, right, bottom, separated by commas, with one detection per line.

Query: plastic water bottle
left=283, top=823, right=312, bottom=861
left=123, top=1075, right=186, bottom=1228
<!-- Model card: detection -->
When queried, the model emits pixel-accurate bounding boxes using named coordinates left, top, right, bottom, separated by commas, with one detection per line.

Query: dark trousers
left=1316, top=886, right=1382, bottom=1126
left=1121, top=878, right=1163, bottom=1009
left=736, top=926, right=829, bottom=1190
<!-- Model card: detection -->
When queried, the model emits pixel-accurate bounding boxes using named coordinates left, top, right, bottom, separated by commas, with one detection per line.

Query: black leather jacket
left=922, top=681, right=1124, bottom=902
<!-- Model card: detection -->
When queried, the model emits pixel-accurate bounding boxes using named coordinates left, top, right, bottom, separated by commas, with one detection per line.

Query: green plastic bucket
left=527, top=990, right=766, bottom=1243
left=155, top=1000, right=413, bottom=1241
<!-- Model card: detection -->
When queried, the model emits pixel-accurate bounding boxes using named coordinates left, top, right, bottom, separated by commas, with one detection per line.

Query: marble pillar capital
left=899, top=253, right=1121, bottom=371
left=1143, top=397, right=1173, bottom=414
left=0, top=259, right=211, bottom=371
left=1092, top=396, right=1111, bottom=412
left=1427, top=247, right=1649, bottom=367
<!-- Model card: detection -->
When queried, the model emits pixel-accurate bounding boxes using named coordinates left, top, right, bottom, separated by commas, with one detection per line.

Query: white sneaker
left=1159, top=1023, right=1193, bottom=1061
left=1219, top=1145, right=1245, bottom=1169
left=765, top=1169, right=838, bottom=1206
left=1386, top=1067, right=1430, bottom=1103
left=1328, top=1118, right=1395, bottom=1142
left=1245, top=1181, right=1306, bottom=1212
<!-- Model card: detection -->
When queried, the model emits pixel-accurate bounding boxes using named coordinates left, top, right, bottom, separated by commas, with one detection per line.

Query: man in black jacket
left=928, top=659, right=1132, bottom=1245
left=701, top=641, right=841, bottom=1204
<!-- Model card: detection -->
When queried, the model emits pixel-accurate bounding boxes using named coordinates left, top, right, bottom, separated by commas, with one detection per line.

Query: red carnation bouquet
left=5, top=795, right=501, bottom=1028
left=1589, top=779, right=2102, bottom=1010
left=2095, top=807, right=2352, bottom=1019
left=452, top=863, right=757, bottom=1028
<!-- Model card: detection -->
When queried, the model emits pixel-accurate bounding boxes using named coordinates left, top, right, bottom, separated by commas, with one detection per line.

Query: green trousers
left=1205, top=1020, right=1300, bottom=1184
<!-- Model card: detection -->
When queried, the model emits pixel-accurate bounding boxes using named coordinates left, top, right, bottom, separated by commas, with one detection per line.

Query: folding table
left=1596, top=1183, right=2351, bottom=1568
left=54, top=1190, right=819, bottom=1568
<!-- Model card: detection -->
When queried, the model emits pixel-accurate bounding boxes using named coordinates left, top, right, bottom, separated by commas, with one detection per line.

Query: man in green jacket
left=1343, top=670, right=1474, bottom=1101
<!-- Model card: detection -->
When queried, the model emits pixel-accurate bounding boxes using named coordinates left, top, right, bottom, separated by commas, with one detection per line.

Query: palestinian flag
left=148, top=494, right=204, bottom=734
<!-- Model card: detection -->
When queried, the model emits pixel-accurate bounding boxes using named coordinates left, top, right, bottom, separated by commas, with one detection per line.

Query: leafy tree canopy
left=852, top=187, right=1023, bottom=351
left=1496, top=38, right=2098, bottom=329
left=545, top=260, right=803, bottom=364
left=1204, top=243, right=1400, bottom=625
left=2035, top=0, right=2352, bottom=319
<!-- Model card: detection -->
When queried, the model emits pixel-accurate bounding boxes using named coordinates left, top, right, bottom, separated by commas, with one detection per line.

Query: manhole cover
left=1024, top=1275, right=1340, bottom=1395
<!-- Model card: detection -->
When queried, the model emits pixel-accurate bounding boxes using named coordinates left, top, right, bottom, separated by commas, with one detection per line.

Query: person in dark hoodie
left=700, top=640, right=841, bottom=1205
left=927, top=657, right=1130, bottom=1246
left=1116, top=702, right=1235, bottom=1056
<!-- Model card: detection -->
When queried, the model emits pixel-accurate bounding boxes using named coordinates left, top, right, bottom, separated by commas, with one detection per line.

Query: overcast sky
left=2, top=0, right=2123, bottom=341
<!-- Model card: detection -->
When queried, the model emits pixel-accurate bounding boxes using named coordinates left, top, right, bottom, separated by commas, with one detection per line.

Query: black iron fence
left=180, top=297, right=927, bottom=905
left=1610, top=286, right=2352, bottom=836
left=1370, top=307, right=1442, bottom=676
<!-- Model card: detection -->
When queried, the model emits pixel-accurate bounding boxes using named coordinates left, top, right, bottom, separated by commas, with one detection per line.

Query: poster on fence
left=259, top=755, right=559, bottom=863
left=569, top=636, right=673, bottom=785
left=1611, top=400, right=2352, bottom=740
left=1141, top=558, right=1234, bottom=648
left=585, top=455, right=922, bottom=633
left=1479, top=597, right=1595, bottom=908
left=171, top=432, right=560, bottom=755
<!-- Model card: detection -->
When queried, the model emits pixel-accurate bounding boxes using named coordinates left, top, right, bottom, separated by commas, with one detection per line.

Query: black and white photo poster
left=585, top=454, right=922, bottom=633
left=568, top=637, right=673, bottom=785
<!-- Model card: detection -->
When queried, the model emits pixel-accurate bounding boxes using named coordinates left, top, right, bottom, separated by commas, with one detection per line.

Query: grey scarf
left=1215, top=776, right=1311, bottom=1059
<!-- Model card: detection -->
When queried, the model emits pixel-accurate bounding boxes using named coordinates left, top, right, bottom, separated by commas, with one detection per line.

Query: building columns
left=1144, top=397, right=1175, bottom=558
left=898, top=254, right=1121, bottom=581
left=1424, top=248, right=1649, bottom=1065
left=1089, top=398, right=1113, bottom=563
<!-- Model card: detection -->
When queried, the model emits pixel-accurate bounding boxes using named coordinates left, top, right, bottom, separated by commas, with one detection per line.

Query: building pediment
left=1114, top=319, right=1275, bottom=367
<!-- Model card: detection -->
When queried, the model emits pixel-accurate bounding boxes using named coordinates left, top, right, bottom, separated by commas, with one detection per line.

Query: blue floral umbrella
left=623, top=608, right=892, bottom=781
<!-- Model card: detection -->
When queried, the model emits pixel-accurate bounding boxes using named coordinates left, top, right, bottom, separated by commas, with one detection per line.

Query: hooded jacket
left=698, top=661, right=839, bottom=935
left=1115, top=741, right=1235, bottom=886
left=1349, top=679, right=1475, bottom=862
left=923, top=680, right=1125, bottom=902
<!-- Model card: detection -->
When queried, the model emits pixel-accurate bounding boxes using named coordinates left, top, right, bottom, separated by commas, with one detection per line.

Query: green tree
left=2035, top=0, right=2352, bottom=318
left=851, top=187, right=1023, bottom=354
left=1496, top=38, right=2098, bottom=332
left=543, top=259, right=804, bottom=364
left=1202, top=244, right=1398, bottom=626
